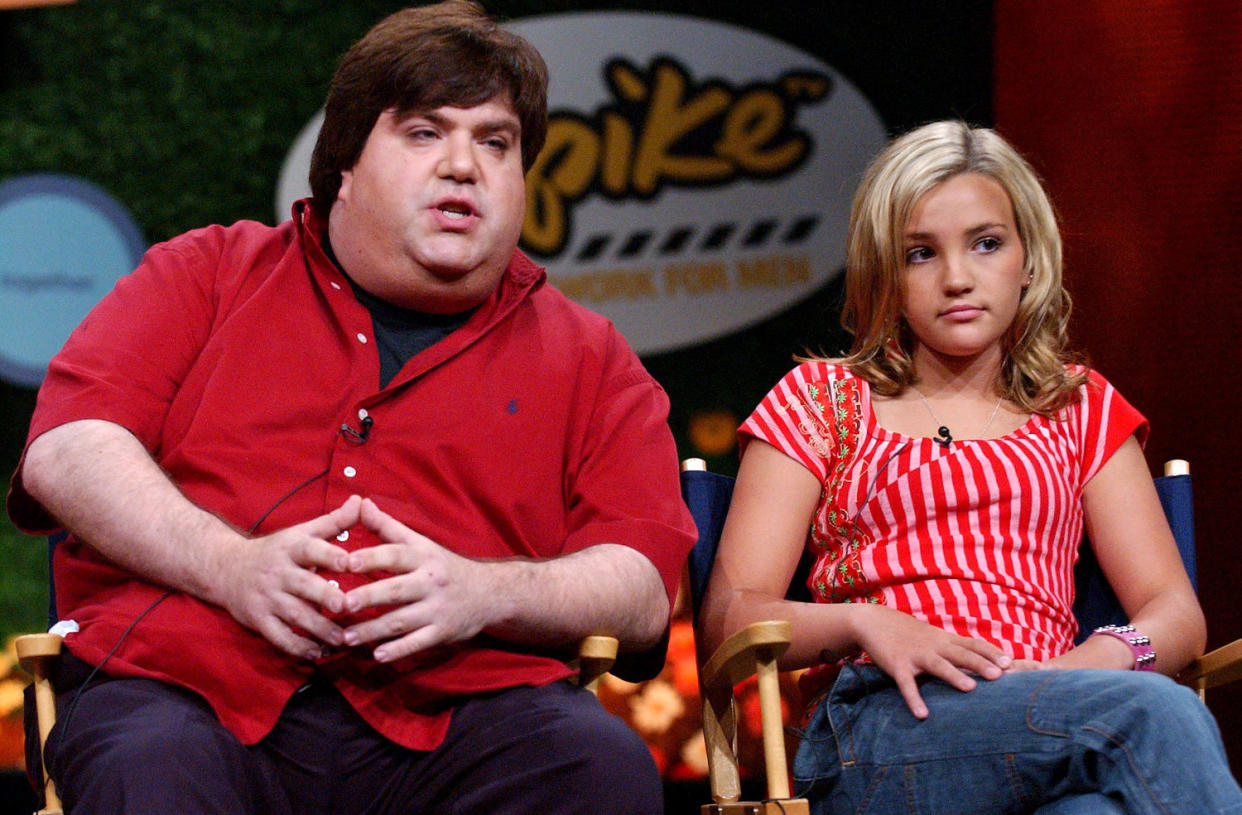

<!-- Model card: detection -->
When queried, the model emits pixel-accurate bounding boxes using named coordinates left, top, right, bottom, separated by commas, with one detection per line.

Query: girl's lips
left=941, top=304, right=984, bottom=321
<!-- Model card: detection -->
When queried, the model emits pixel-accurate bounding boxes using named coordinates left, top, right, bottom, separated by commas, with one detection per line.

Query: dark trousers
left=37, top=670, right=662, bottom=815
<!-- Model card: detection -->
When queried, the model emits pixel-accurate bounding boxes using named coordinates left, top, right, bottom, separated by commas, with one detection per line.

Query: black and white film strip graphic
left=571, top=214, right=822, bottom=263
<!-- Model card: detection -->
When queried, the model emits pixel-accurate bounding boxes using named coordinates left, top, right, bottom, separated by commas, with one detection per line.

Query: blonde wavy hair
left=827, top=120, right=1085, bottom=414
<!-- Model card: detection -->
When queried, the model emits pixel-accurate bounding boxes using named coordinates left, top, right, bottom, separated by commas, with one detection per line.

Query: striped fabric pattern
left=740, top=362, right=1146, bottom=661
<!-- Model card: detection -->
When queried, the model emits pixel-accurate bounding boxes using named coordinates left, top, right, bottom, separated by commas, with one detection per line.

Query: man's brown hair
left=309, top=1, right=548, bottom=219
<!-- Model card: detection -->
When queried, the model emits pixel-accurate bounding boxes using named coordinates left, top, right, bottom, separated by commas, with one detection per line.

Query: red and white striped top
left=740, top=362, right=1146, bottom=662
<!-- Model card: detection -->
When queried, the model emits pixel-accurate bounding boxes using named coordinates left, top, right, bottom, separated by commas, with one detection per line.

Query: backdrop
left=995, top=0, right=1242, bottom=769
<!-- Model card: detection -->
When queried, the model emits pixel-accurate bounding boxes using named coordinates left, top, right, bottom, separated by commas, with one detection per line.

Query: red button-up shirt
left=8, top=201, right=695, bottom=750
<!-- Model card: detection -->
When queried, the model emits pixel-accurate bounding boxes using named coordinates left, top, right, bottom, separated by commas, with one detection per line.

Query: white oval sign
left=275, top=12, right=885, bottom=355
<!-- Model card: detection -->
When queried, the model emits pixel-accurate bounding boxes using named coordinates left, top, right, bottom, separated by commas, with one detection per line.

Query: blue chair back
left=1072, top=470, right=1195, bottom=641
left=46, top=530, right=67, bottom=628
left=682, top=467, right=735, bottom=621
left=680, top=464, right=1197, bottom=641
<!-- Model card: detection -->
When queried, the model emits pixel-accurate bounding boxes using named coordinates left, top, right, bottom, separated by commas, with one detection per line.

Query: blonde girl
left=699, top=121, right=1241, bottom=815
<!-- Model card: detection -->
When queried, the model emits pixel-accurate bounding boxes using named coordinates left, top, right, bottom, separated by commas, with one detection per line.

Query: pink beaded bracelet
left=1091, top=624, right=1157, bottom=671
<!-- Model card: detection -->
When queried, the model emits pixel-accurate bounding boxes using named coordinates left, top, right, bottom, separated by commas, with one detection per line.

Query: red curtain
left=996, top=0, right=1242, bottom=768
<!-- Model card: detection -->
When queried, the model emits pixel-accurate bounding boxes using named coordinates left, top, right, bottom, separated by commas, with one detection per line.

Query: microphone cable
left=49, top=464, right=332, bottom=786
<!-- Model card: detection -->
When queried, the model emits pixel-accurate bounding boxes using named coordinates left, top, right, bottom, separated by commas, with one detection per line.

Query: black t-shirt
left=347, top=280, right=474, bottom=388
left=326, top=241, right=475, bottom=388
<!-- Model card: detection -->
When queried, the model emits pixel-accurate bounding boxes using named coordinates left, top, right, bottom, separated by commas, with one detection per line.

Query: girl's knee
left=1127, top=674, right=1221, bottom=737
left=1062, top=671, right=1221, bottom=747
left=1105, top=672, right=1205, bottom=718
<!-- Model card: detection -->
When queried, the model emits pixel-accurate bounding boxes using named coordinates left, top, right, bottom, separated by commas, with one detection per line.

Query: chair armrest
left=699, top=620, right=792, bottom=693
left=16, top=633, right=65, bottom=815
left=575, top=634, right=619, bottom=695
left=699, top=621, right=794, bottom=805
left=1179, top=639, right=1242, bottom=695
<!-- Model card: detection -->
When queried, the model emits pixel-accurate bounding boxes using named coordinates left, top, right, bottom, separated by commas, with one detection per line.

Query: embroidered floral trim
left=775, top=380, right=836, bottom=460
left=783, top=376, right=884, bottom=605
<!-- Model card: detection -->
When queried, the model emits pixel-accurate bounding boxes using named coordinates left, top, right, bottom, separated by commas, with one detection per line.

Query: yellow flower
left=628, top=679, right=685, bottom=734
left=0, top=636, right=18, bottom=676
left=680, top=729, right=710, bottom=776
left=688, top=408, right=739, bottom=457
left=0, top=679, right=25, bottom=718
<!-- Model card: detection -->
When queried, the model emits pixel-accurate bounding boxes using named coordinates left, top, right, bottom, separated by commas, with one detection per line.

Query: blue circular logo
left=0, top=174, right=146, bottom=387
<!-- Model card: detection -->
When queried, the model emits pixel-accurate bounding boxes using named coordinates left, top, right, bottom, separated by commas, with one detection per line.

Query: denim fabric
left=793, top=665, right=1242, bottom=815
left=1031, top=794, right=1124, bottom=814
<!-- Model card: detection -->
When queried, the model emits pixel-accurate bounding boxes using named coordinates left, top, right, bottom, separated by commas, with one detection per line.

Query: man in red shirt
left=8, top=3, right=695, bottom=813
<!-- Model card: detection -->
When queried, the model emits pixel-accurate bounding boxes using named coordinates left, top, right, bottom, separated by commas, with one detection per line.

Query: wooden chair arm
left=16, top=633, right=65, bottom=815
left=699, top=621, right=799, bottom=809
left=576, top=634, right=619, bottom=695
left=1179, top=639, right=1242, bottom=698
left=699, top=620, right=792, bottom=693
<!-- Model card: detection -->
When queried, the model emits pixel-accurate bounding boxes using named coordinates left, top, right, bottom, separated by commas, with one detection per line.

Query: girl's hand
left=1005, top=632, right=1135, bottom=673
left=848, top=604, right=1012, bottom=719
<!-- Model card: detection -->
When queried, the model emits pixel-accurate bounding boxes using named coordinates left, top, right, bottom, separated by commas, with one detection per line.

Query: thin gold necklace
left=912, top=388, right=1004, bottom=449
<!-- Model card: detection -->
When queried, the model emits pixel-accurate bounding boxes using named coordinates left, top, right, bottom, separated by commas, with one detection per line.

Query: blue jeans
left=793, top=665, right=1242, bottom=814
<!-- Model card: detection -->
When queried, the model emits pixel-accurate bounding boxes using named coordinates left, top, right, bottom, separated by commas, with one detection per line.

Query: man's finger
left=282, top=563, right=346, bottom=610
left=293, top=495, right=363, bottom=547
left=357, top=498, right=433, bottom=547
left=289, top=536, right=352, bottom=572
left=346, top=543, right=415, bottom=574
left=278, top=596, right=345, bottom=648
left=343, top=571, right=426, bottom=613
left=371, top=624, right=446, bottom=663
left=257, top=616, right=324, bottom=661
left=343, top=605, right=428, bottom=649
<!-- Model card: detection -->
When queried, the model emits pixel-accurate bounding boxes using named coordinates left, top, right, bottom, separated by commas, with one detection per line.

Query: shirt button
left=330, top=281, right=342, bottom=290
left=343, top=466, right=357, bottom=478
left=336, top=530, right=349, bottom=542
left=356, top=333, right=368, bottom=344
left=358, top=408, right=369, bottom=421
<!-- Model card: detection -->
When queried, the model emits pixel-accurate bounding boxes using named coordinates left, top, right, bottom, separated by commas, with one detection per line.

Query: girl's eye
left=975, top=236, right=1002, bottom=252
left=905, top=246, right=933, bottom=264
